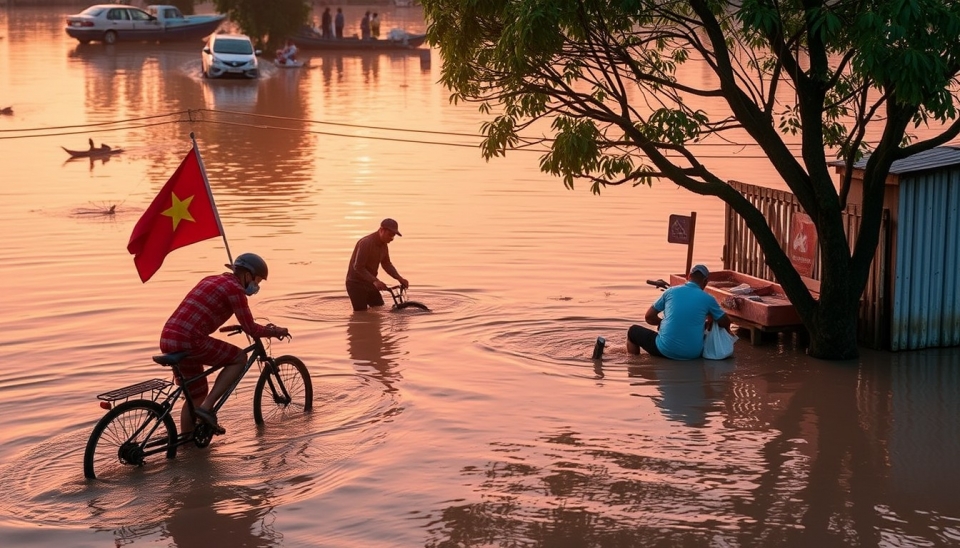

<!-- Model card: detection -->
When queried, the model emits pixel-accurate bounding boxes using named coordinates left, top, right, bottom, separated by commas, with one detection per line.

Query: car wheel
left=103, top=30, right=117, bottom=45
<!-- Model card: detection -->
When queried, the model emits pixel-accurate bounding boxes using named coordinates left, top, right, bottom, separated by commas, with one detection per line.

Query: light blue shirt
left=653, top=281, right=726, bottom=360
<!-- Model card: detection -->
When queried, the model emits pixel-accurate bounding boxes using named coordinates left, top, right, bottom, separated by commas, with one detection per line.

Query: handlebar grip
left=218, top=325, right=242, bottom=334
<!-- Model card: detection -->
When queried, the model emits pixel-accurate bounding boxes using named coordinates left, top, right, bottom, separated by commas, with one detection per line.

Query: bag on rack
left=702, top=326, right=737, bottom=360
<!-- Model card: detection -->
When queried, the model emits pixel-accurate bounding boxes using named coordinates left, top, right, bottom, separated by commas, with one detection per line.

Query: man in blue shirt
left=628, top=264, right=731, bottom=360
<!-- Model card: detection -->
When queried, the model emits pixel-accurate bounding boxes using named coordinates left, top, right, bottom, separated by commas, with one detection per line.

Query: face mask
left=244, top=280, right=260, bottom=296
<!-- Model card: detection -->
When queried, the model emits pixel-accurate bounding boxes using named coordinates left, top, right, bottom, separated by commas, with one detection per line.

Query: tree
left=421, top=0, right=960, bottom=359
left=213, top=0, right=310, bottom=50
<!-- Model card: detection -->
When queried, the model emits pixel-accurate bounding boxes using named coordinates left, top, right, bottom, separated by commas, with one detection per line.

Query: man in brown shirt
left=345, top=218, right=409, bottom=311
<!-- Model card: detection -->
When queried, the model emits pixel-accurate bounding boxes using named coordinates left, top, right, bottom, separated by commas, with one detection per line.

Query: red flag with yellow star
left=127, top=148, right=222, bottom=282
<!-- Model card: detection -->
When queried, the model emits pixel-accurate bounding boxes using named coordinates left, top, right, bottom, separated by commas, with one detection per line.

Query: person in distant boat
left=275, top=39, right=298, bottom=65
left=160, top=253, right=289, bottom=435
left=627, top=264, right=731, bottom=360
left=360, top=11, right=371, bottom=40
left=321, top=7, right=332, bottom=39
left=371, top=13, right=380, bottom=39
left=335, top=8, right=345, bottom=39
left=345, top=218, right=409, bottom=312
left=89, top=138, right=111, bottom=153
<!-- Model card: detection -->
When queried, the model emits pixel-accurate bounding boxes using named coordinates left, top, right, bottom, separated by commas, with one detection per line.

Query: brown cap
left=380, top=218, right=402, bottom=236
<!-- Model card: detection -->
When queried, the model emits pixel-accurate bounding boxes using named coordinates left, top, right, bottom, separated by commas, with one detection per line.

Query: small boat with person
left=62, top=140, right=124, bottom=158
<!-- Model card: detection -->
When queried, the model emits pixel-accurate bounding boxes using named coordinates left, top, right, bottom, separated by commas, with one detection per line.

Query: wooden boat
left=62, top=146, right=124, bottom=158
left=669, top=270, right=810, bottom=327
left=0, top=106, right=12, bottom=115
left=291, top=29, right=427, bottom=51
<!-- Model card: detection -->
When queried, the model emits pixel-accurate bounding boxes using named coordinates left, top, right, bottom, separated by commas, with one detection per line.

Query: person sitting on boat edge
left=275, top=39, right=298, bottom=65
left=627, top=264, right=731, bottom=360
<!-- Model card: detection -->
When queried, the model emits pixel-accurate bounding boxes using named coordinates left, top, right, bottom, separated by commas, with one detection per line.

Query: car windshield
left=213, top=39, right=253, bottom=55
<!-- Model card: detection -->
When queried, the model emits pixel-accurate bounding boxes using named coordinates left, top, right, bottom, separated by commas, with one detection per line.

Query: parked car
left=65, top=4, right=225, bottom=45
left=201, top=34, right=260, bottom=79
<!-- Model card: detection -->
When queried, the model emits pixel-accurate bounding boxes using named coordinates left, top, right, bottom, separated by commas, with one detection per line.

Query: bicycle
left=385, top=285, right=430, bottom=311
left=83, top=325, right=313, bottom=480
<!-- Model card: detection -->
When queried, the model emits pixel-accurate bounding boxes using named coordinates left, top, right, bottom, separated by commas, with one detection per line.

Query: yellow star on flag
left=161, top=192, right=195, bottom=230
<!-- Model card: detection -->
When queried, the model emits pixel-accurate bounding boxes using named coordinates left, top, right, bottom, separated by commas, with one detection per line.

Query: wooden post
left=685, top=211, right=697, bottom=275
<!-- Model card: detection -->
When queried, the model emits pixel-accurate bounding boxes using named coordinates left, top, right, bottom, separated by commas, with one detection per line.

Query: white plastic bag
left=702, top=327, right=738, bottom=359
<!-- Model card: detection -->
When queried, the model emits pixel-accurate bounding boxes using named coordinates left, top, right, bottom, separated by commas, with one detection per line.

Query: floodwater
left=2, top=5, right=960, bottom=548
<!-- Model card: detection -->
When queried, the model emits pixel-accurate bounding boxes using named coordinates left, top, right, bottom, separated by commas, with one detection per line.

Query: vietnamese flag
left=127, top=148, right=222, bottom=282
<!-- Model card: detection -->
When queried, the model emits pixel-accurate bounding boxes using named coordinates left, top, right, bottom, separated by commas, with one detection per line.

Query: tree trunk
left=806, top=298, right=860, bottom=360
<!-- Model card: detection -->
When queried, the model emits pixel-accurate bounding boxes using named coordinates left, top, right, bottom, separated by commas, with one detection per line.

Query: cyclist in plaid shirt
left=160, top=253, right=288, bottom=435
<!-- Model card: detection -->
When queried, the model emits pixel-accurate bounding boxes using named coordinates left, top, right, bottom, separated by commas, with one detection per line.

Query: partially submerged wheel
left=83, top=400, right=177, bottom=480
left=103, top=30, right=117, bottom=45
left=396, top=301, right=430, bottom=311
left=253, top=356, right=313, bottom=425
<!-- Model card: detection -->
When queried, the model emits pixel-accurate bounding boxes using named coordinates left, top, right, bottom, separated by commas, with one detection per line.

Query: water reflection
left=629, top=361, right=736, bottom=427
left=424, top=352, right=960, bottom=546
left=108, top=458, right=280, bottom=548
left=347, top=311, right=402, bottom=391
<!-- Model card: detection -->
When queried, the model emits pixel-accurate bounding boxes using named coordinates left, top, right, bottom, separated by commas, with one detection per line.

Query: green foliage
left=213, top=0, right=310, bottom=49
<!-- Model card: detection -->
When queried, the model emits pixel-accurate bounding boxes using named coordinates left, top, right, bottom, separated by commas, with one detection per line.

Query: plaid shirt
left=161, top=273, right=273, bottom=343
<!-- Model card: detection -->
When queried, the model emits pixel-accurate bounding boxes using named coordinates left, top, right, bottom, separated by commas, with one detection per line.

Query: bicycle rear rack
left=96, top=378, right=173, bottom=403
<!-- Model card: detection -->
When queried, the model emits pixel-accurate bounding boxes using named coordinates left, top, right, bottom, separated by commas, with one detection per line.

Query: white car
left=201, top=34, right=260, bottom=79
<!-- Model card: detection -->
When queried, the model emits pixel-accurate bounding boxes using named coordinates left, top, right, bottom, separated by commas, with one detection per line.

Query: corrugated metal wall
left=891, top=169, right=960, bottom=350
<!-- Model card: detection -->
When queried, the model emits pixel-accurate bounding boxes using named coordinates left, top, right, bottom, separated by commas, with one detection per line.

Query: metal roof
left=847, top=145, right=960, bottom=175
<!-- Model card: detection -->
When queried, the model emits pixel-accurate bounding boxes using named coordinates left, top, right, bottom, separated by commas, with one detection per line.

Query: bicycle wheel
left=253, top=355, right=313, bottom=425
left=83, top=400, right=177, bottom=480
left=396, top=300, right=430, bottom=311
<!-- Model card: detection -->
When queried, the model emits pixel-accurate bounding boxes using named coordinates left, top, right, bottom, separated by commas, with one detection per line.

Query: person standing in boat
left=360, top=11, right=371, bottom=40
left=626, top=264, right=731, bottom=360
left=335, top=8, right=345, bottom=39
left=371, top=13, right=380, bottom=39
left=345, top=218, right=409, bottom=312
left=321, top=7, right=332, bottom=39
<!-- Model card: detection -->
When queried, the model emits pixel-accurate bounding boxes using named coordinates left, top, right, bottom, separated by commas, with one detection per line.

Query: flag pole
left=190, top=132, right=233, bottom=266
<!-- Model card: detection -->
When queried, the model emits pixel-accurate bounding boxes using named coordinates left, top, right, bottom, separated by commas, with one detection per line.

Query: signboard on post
left=788, top=212, right=818, bottom=277
left=667, top=212, right=697, bottom=275
left=667, top=214, right=692, bottom=245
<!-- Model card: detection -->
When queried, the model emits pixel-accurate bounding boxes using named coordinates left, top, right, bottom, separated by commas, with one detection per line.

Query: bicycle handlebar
left=646, top=279, right=670, bottom=290
left=218, top=324, right=291, bottom=340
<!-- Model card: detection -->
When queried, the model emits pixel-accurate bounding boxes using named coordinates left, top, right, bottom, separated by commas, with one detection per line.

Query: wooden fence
left=722, top=180, right=890, bottom=349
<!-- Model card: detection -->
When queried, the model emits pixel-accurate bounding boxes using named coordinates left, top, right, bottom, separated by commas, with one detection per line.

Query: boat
left=65, top=4, right=226, bottom=45
left=291, top=28, right=426, bottom=51
left=62, top=146, right=124, bottom=158
left=273, top=59, right=305, bottom=68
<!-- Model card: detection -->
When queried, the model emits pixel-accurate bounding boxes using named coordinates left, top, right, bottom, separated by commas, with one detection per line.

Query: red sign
left=667, top=214, right=691, bottom=244
left=788, top=212, right=818, bottom=277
